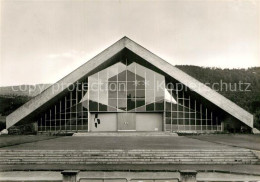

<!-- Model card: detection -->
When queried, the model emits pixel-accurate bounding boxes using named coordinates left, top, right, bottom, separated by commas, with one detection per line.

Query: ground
left=0, top=135, right=235, bottom=150
left=0, top=134, right=259, bottom=150
left=0, top=135, right=59, bottom=148
left=187, top=134, right=260, bottom=150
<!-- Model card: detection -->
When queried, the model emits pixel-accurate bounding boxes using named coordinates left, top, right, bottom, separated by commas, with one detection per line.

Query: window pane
left=89, top=81, right=99, bottom=91
left=155, top=100, right=164, bottom=111
left=89, top=90, right=98, bottom=102
left=89, top=100, right=98, bottom=111
left=118, top=99, right=126, bottom=111
left=127, top=70, right=135, bottom=81
left=136, top=105, right=146, bottom=112
left=155, top=71, right=164, bottom=80
left=136, top=64, right=145, bottom=81
left=118, top=90, right=126, bottom=98
left=145, top=89, right=154, bottom=104
left=166, top=102, right=171, bottom=111
left=118, top=70, right=126, bottom=81
left=155, top=88, right=164, bottom=101
left=108, top=105, right=117, bottom=112
left=108, top=99, right=117, bottom=108
left=136, top=98, right=145, bottom=107
left=127, top=98, right=135, bottom=111
left=127, top=62, right=135, bottom=81
left=99, top=69, right=107, bottom=82
left=172, top=118, right=177, bottom=124
left=136, top=74, right=145, bottom=82
left=127, top=81, right=135, bottom=90
left=166, top=117, right=171, bottom=124
left=136, top=90, right=145, bottom=98
left=118, top=82, right=126, bottom=91
left=99, top=103, right=107, bottom=111
left=108, top=91, right=117, bottom=99
left=136, top=81, right=145, bottom=89
left=127, top=90, right=135, bottom=99
left=99, top=84, right=108, bottom=105
left=108, top=82, right=117, bottom=92
left=89, top=73, right=98, bottom=82
left=166, top=111, right=171, bottom=117
left=118, top=62, right=126, bottom=81
left=146, top=103, right=154, bottom=111
left=146, top=69, right=154, bottom=90
left=108, top=64, right=118, bottom=81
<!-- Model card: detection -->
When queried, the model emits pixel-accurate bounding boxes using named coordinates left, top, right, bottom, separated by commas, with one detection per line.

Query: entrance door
left=117, top=113, right=136, bottom=131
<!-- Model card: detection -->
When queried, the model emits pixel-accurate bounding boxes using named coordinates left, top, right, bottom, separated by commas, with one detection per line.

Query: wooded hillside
left=176, top=66, right=260, bottom=129
left=0, top=66, right=259, bottom=130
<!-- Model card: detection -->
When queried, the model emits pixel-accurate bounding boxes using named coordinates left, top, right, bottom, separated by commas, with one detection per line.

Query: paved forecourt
left=0, top=135, right=235, bottom=150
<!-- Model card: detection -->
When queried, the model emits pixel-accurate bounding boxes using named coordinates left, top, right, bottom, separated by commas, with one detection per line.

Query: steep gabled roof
left=6, top=37, right=253, bottom=128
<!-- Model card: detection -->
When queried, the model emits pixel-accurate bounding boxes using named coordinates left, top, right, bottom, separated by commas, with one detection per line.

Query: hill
left=0, top=84, right=51, bottom=97
left=176, top=66, right=260, bottom=129
left=0, top=84, right=51, bottom=128
left=0, top=67, right=259, bottom=130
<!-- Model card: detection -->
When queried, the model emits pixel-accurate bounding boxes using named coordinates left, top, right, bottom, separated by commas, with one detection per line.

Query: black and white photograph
left=0, top=0, right=260, bottom=181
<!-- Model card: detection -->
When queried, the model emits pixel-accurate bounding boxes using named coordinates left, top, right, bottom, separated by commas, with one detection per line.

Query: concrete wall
left=136, top=113, right=163, bottom=131
left=90, top=113, right=117, bottom=132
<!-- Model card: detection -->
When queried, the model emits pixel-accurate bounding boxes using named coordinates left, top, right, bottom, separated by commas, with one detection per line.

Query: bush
left=8, top=123, right=37, bottom=135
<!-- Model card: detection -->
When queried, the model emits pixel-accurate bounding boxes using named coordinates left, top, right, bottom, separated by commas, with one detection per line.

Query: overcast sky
left=0, top=0, right=259, bottom=86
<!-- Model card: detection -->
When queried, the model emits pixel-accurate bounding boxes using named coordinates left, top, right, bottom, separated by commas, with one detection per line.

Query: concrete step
left=0, top=149, right=258, bottom=165
left=0, top=160, right=258, bottom=165
left=0, top=156, right=257, bottom=161
left=0, top=150, right=253, bottom=154
left=73, top=132, right=179, bottom=137
left=0, top=153, right=255, bottom=156
left=0, top=151, right=255, bottom=156
left=0, top=155, right=255, bottom=158
left=0, top=149, right=251, bottom=152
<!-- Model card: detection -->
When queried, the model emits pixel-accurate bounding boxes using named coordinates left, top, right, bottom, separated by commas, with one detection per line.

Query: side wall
left=136, top=113, right=163, bottom=131
left=89, top=113, right=117, bottom=132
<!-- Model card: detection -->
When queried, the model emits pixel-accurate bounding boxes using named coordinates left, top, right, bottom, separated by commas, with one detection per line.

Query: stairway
left=73, top=132, right=178, bottom=137
left=0, top=149, right=258, bottom=165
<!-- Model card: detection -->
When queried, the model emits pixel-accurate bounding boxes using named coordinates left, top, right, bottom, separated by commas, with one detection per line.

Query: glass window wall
left=88, top=60, right=165, bottom=112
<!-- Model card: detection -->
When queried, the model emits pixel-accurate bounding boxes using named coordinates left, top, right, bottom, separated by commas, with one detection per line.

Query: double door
left=117, top=113, right=136, bottom=131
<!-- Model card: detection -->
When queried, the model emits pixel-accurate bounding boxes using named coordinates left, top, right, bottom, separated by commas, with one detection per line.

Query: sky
left=0, top=0, right=259, bottom=86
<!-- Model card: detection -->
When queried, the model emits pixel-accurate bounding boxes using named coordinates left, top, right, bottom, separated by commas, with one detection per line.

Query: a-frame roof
left=6, top=37, right=253, bottom=129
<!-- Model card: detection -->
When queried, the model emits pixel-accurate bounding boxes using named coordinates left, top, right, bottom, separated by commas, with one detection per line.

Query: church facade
left=6, top=37, right=254, bottom=133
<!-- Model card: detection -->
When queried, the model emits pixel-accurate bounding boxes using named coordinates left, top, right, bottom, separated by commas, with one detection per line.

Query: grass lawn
left=0, top=135, right=59, bottom=148
left=1, top=134, right=259, bottom=151
left=187, top=134, right=260, bottom=150
left=0, top=135, right=234, bottom=150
